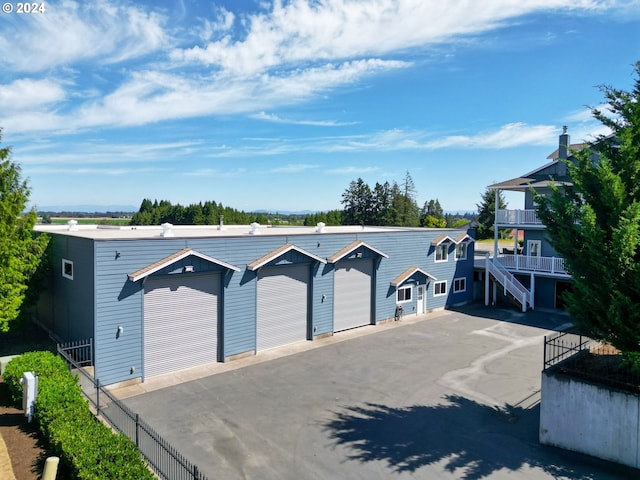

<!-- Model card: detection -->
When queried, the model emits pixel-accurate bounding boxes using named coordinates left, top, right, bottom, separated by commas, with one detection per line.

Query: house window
left=62, top=259, right=74, bottom=280
left=397, top=285, right=412, bottom=303
left=455, top=243, right=467, bottom=261
left=434, top=280, right=447, bottom=296
left=453, top=277, right=466, bottom=293
left=435, top=244, right=448, bottom=262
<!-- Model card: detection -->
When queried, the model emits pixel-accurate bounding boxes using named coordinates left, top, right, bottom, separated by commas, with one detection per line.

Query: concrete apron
left=109, top=310, right=449, bottom=400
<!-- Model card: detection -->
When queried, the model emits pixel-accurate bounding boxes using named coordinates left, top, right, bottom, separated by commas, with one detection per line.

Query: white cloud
left=0, top=0, right=167, bottom=72
left=3, top=59, right=406, bottom=133
left=425, top=123, right=558, bottom=149
left=0, top=0, right=629, bottom=135
left=15, top=140, right=202, bottom=165
left=0, top=78, right=66, bottom=112
left=171, top=0, right=608, bottom=75
left=326, top=166, right=380, bottom=175
left=252, top=111, right=357, bottom=126
left=181, top=168, right=248, bottom=177
left=271, top=163, right=320, bottom=173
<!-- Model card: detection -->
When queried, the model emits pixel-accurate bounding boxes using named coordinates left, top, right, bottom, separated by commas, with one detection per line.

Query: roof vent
left=67, top=219, right=78, bottom=231
left=161, top=222, right=174, bottom=237
left=218, top=215, right=225, bottom=231
left=316, top=222, right=326, bottom=233
left=249, top=222, right=261, bottom=235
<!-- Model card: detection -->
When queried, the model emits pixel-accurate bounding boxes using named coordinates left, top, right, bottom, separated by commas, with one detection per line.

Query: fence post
left=96, top=378, right=100, bottom=414
left=193, top=465, right=199, bottom=479
left=135, top=413, right=140, bottom=448
left=543, top=335, right=547, bottom=369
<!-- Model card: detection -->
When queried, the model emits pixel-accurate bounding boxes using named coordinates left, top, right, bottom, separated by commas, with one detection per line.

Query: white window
left=62, top=259, right=74, bottom=280
left=435, top=244, right=448, bottom=262
left=453, top=277, right=466, bottom=293
left=434, top=280, right=447, bottom=296
left=455, top=243, right=467, bottom=261
left=397, top=285, right=412, bottom=303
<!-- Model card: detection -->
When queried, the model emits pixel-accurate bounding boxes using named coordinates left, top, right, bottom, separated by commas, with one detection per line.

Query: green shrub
left=4, top=352, right=155, bottom=479
left=3, top=350, right=66, bottom=406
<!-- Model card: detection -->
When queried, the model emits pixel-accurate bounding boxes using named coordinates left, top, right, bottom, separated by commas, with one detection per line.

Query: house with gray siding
left=34, top=222, right=475, bottom=386
left=483, top=127, right=592, bottom=310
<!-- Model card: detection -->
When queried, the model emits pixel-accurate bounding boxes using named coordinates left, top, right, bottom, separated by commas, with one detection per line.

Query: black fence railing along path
left=57, top=340, right=209, bottom=480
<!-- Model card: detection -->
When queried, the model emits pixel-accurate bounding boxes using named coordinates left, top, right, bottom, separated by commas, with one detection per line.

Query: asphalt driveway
left=119, top=305, right=636, bottom=479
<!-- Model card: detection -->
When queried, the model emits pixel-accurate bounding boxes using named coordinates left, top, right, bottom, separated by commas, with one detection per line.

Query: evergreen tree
left=0, top=129, right=49, bottom=332
left=536, top=61, right=640, bottom=360
left=341, top=178, right=372, bottom=225
left=397, top=171, right=420, bottom=226
left=371, top=181, right=392, bottom=225
left=421, top=199, right=446, bottom=228
left=476, top=188, right=507, bottom=240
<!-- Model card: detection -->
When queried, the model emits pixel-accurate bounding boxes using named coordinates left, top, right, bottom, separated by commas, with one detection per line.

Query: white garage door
left=257, top=264, right=309, bottom=351
left=334, top=259, right=373, bottom=332
left=144, top=274, right=219, bottom=378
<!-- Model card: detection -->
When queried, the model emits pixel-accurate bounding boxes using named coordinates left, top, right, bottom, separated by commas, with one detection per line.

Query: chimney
left=558, top=126, right=570, bottom=160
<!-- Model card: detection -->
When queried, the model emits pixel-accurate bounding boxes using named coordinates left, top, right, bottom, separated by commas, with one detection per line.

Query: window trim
left=453, top=277, right=466, bottom=293
left=62, top=259, right=74, bottom=280
left=396, top=285, right=412, bottom=303
left=455, top=243, right=467, bottom=261
left=434, top=280, right=447, bottom=297
left=435, top=244, right=448, bottom=263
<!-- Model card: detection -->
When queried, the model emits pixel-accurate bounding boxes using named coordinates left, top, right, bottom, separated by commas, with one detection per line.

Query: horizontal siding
left=83, top=229, right=475, bottom=385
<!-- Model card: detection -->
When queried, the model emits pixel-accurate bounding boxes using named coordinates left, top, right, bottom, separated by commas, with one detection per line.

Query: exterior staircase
left=486, top=256, right=532, bottom=312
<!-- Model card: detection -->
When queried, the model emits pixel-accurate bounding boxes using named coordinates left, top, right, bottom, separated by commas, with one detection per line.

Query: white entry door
left=417, top=285, right=425, bottom=315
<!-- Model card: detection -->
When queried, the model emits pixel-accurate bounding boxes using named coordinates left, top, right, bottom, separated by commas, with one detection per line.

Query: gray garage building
left=34, top=222, right=475, bottom=386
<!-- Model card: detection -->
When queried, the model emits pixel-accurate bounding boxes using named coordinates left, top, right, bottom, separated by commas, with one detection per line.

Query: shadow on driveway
left=324, top=395, right=635, bottom=480
left=449, top=304, right=573, bottom=332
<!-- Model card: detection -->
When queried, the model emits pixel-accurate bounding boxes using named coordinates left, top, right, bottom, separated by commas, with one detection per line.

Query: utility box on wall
left=21, top=371, right=38, bottom=423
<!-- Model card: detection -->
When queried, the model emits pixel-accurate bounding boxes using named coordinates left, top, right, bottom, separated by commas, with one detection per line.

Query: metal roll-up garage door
left=144, top=273, right=220, bottom=378
left=334, top=259, right=373, bottom=332
left=257, top=264, right=309, bottom=351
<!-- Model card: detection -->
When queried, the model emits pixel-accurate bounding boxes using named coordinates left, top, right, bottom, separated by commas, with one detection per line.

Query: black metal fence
left=543, top=329, right=590, bottom=370
left=543, top=331, right=640, bottom=394
left=57, top=340, right=209, bottom=480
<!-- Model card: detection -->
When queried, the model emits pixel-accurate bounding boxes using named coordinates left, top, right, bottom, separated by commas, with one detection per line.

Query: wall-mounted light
left=116, top=326, right=124, bottom=338
left=355, top=252, right=363, bottom=258
left=322, top=294, right=326, bottom=302
left=115, top=251, right=121, bottom=259
left=183, top=266, right=194, bottom=273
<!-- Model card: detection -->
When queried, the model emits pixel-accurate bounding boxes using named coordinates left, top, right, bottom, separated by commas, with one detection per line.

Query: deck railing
left=498, top=254, right=567, bottom=275
left=496, top=209, right=542, bottom=225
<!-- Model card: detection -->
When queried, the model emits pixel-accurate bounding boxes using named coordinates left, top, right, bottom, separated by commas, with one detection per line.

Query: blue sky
left=1, top=0, right=639, bottom=214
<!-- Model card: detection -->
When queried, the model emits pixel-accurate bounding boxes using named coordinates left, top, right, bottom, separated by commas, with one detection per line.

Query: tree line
left=304, top=171, right=474, bottom=228
left=130, top=199, right=304, bottom=226
left=129, top=173, right=478, bottom=229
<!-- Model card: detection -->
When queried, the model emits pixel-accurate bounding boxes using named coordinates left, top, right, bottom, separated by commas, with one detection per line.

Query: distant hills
left=34, top=204, right=138, bottom=213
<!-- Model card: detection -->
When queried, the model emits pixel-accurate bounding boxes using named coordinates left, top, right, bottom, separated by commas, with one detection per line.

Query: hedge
left=4, top=351, right=155, bottom=480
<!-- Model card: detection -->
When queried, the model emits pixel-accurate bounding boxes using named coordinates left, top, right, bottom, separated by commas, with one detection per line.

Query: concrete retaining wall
left=540, top=369, right=640, bottom=468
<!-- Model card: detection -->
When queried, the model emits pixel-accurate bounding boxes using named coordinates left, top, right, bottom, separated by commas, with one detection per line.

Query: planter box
left=540, top=369, right=640, bottom=468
